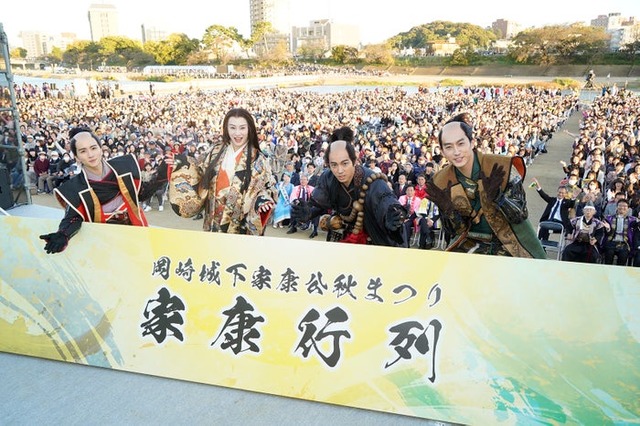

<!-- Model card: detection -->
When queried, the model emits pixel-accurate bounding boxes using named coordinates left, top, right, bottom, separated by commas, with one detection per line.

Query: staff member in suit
left=532, top=178, right=577, bottom=240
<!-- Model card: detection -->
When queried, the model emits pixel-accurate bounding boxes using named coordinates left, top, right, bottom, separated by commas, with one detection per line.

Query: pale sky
left=2, top=0, right=638, bottom=47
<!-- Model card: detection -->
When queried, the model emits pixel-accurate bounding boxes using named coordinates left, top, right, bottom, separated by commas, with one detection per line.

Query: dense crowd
left=2, top=78, right=639, bottom=264
left=544, top=90, right=640, bottom=265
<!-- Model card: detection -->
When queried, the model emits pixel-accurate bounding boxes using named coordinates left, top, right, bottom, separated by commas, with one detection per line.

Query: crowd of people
left=1, top=77, right=638, bottom=265
left=534, top=91, right=640, bottom=266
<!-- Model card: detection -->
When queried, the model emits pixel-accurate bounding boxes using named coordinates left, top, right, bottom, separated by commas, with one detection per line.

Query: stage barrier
left=1, top=216, right=639, bottom=424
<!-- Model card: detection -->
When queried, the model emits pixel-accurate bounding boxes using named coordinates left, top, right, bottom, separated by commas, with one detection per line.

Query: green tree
left=331, top=45, right=359, bottom=64
left=202, top=24, right=237, bottom=63
left=362, top=43, right=394, bottom=65
left=447, top=46, right=480, bottom=65
left=49, top=46, right=64, bottom=63
left=10, top=47, right=27, bottom=59
left=296, top=39, right=327, bottom=60
left=98, top=36, right=152, bottom=68
left=251, top=21, right=275, bottom=55
left=145, top=33, right=200, bottom=65
left=509, top=24, right=609, bottom=65
left=389, top=21, right=496, bottom=51
left=143, top=40, right=170, bottom=64
left=62, top=40, right=102, bottom=70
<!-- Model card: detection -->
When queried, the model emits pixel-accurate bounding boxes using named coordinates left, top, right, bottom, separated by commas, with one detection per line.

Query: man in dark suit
left=533, top=179, right=576, bottom=239
left=306, top=163, right=319, bottom=187
left=393, top=173, right=408, bottom=198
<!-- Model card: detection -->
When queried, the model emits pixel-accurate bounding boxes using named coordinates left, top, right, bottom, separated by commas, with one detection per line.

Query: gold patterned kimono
left=169, top=143, right=276, bottom=235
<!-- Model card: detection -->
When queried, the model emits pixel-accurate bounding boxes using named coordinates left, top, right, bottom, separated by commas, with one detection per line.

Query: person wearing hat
left=562, top=202, right=607, bottom=263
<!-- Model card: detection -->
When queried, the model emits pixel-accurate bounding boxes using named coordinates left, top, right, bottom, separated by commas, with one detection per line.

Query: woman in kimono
left=167, top=108, right=276, bottom=235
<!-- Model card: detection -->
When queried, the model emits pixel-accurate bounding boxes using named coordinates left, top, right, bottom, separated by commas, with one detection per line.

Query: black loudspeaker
left=0, top=165, right=13, bottom=209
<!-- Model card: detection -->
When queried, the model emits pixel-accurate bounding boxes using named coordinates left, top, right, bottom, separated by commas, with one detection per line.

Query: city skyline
left=3, top=0, right=638, bottom=48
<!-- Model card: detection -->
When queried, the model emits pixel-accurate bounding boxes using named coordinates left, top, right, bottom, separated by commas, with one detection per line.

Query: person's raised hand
left=480, top=163, right=506, bottom=201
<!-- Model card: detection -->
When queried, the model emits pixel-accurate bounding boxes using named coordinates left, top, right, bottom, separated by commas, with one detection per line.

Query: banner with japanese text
left=1, top=215, right=639, bottom=424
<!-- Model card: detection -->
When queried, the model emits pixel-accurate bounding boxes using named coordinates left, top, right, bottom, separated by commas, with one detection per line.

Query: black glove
left=479, top=163, right=506, bottom=202
left=425, top=180, right=455, bottom=216
left=290, top=199, right=312, bottom=223
left=39, top=231, right=69, bottom=254
left=385, top=204, right=405, bottom=232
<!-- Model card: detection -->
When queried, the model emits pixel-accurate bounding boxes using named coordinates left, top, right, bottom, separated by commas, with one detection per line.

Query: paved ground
left=1, top=106, right=580, bottom=425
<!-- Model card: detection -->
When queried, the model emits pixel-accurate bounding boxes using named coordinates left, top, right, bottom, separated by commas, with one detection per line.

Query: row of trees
left=391, top=21, right=640, bottom=65
left=10, top=21, right=640, bottom=70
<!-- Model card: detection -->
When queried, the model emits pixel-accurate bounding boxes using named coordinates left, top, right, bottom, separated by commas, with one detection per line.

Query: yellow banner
left=1, top=216, right=639, bottom=424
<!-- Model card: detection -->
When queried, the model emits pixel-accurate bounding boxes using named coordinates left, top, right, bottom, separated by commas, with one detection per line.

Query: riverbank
left=13, top=68, right=640, bottom=95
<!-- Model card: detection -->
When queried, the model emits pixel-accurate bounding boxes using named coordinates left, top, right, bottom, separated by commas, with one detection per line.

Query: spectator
left=533, top=180, right=576, bottom=239
left=288, top=173, right=318, bottom=238
left=33, top=151, right=50, bottom=194
left=562, top=204, right=607, bottom=263
left=273, top=172, right=293, bottom=229
left=603, top=199, right=638, bottom=266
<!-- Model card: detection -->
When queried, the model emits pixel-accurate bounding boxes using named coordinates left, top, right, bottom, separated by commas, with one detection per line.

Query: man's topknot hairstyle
left=438, top=112, right=474, bottom=147
left=330, top=126, right=354, bottom=143
left=324, top=126, right=357, bottom=166
left=68, top=126, right=101, bottom=156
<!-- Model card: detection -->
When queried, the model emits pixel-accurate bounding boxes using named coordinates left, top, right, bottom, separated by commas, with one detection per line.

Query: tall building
left=141, top=25, right=168, bottom=44
left=291, top=20, right=360, bottom=55
left=591, top=13, right=626, bottom=29
left=88, top=3, right=119, bottom=42
left=53, top=33, right=78, bottom=51
left=18, top=32, right=45, bottom=58
left=18, top=31, right=78, bottom=58
left=591, top=12, right=638, bottom=51
left=249, top=0, right=291, bottom=36
left=491, top=19, right=523, bottom=39
left=249, top=0, right=292, bottom=54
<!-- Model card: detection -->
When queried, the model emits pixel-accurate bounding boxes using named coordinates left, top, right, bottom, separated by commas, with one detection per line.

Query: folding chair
left=537, top=221, right=566, bottom=260
left=435, top=228, right=447, bottom=250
